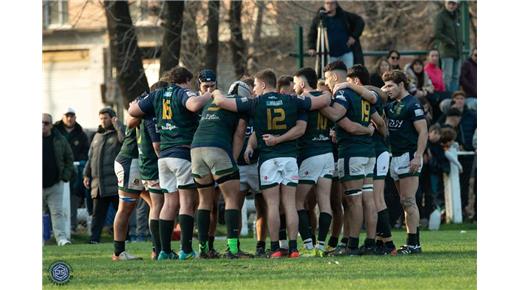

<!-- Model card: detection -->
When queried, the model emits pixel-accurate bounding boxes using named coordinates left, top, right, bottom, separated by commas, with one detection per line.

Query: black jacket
left=308, top=5, right=365, bottom=65
left=53, top=120, right=90, bottom=161
left=44, top=128, right=75, bottom=184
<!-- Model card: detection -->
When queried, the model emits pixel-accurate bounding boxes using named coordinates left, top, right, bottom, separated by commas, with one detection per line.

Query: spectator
left=83, top=107, right=124, bottom=244
left=42, top=113, right=74, bottom=246
left=369, top=57, right=390, bottom=88
left=308, top=0, right=365, bottom=68
left=404, top=58, right=434, bottom=99
left=460, top=48, right=477, bottom=110
left=434, top=0, right=464, bottom=92
left=439, top=91, right=477, bottom=151
left=53, top=107, right=90, bottom=233
left=387, top=50, right=401, bottom=70
left=425, top=124, right=446, bottom=210
left=424, top=49, right=446, bottom=93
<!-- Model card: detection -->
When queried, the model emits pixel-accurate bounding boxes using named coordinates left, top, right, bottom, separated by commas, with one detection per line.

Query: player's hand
left=308, top=49, right=316, bottom=56
left=244, top=146, right=254, bottom=164
left=347, top=36, right=356, bottom=47
left=367, top=123, right=375, bottom=136
left=329, top=128, right=337, bottom=144
left=83, top=177, right=90, bottom=189
left=409, top=156, right=422, bottom=174
left=262, top=134, right=278, bottom=146
left=333, top=82, right=349, bottom=94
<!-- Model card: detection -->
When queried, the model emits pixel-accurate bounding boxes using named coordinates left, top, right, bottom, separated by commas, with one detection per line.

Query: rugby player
left=129, top=67, right=213, bottom=260
left=381, top=70, right=428, bottom=254
left=112, top=112, right=151, bottom=261
left=213, top=69, right=331, bottom=258
left=191, top=78, right=249, bottom=259
left=320, top=61, right=383, bottom=256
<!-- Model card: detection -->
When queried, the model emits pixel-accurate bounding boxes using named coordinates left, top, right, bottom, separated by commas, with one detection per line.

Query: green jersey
left=299, top=91, right=333, bottom=160
left=138, top=117, right=159, bottom=180
left=371, top=91, right=389, bottom=155
left=385, top=95, right=425, bottom=155
left=235, top=92, right=311, bottom=164
left=138, top=84, right=199, bottom=158
left=237, top=119, right=259, bottom=166
left=115, top=126, right=138, bottom=162
left=334, top=88, right=375, bottom=157
left=192, top=95, right=247, bottom=155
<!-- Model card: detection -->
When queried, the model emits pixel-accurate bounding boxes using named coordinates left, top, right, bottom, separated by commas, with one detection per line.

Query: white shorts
left=299, top=153, right=335, bottom=184
left=239, top=163, right=260, bottom=194
left=337, top=156, right=376, bottom=181
left=374, top=151, right=390, bottom=180
left=389, top=151, right=423, bottom=181
left=142, top=179, right=162, bottom=194
left=114, top=158, right=144, bottom=193
left=259, top=157, right=299, bottom=189
left=158, top=157, right=194, bottom=193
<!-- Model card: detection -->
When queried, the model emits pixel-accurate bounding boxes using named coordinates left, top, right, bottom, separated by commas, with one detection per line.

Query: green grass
left=43, top=224, right=476, bottom=289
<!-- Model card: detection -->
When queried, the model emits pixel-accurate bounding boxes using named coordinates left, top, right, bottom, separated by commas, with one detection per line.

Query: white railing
left=443, top=150, right=475, bottom=224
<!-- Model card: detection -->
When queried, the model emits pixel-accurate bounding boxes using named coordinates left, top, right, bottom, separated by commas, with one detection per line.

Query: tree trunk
left=159, top=0, right=185, bottom=76
left=104, top=0, right=149, bottom=108
left=205, top=0, right=220, bottom=72
left=247, top=0, right=264, bottom=72
left=229, top=0, right=247, bottom=78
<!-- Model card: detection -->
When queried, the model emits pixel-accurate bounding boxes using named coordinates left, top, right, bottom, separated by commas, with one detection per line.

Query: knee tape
left=216, top=171, right=240, bottom=184
left=362, top=184, right=374, bottom=192
left=344, top=189, right=362, bottom=197
left=119, top=196, right=138, bottom=203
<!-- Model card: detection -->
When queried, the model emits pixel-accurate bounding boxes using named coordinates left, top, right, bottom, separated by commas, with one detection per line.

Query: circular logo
left=48, top=261, right=72, bottom=285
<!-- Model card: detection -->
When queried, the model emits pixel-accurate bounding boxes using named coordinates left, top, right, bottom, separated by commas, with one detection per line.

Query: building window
left=43, top=0, right=69, bottom=29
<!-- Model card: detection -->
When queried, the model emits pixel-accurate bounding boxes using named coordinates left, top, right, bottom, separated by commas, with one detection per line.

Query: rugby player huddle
left=111, top=60, right=428, bottom=261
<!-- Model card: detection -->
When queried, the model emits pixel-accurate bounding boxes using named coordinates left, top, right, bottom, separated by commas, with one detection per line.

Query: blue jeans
left=441, top=57, right=462, bottom=92
left=329, top=52, right=354, bottom=68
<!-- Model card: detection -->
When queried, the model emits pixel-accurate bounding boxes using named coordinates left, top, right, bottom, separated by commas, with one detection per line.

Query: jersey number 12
left=267, top=108, right=287, bottom=130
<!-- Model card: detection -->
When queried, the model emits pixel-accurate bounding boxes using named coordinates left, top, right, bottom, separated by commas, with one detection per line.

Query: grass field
left=42, top=223, right=476, bottom=289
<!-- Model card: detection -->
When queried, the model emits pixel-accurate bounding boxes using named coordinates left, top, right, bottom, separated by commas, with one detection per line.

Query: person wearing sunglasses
left=42, top=113, right=74, bottom=246
left=434, top=0, right=464, bottom=92
left=387, top=50, right=401, bottom=70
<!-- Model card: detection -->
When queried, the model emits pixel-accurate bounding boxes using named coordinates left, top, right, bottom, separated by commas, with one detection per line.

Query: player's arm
left=301, top=90, right=332, bottom=110
left=333, top=82, right=377, bottom=104
left=232, top=118, right=247, bottom=161
left=126, top=114, right=141, bottom=129
left=371, top=111, right=388, bottom=137
left=144, top=118, right=161, bottom=157
left=411, top=119, right=428, bottom=173
left=263, top=120, right=307, bottom=146
left=129, top=93, right=155, bottom=117
left=365, top=85, right=388, bottom=103
left=336, top=116, right=374, bottom=136
left=319, top=102, right=346, bottom=122
left=213, top=90, right=240, bottom=112
left=244, top=131, right=257, bottom=164
left=185, top=91, right=212, bottom=112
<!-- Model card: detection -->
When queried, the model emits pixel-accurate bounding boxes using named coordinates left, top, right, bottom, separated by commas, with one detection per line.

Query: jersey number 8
left=267, top=108, right=287, bottom=130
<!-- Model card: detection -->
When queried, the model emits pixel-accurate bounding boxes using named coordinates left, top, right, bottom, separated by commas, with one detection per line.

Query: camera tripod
left=315, top=16, right=330, bottom=79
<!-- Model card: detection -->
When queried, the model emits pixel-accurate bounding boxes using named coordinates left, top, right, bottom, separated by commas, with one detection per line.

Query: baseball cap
left=64, top=107, right=76, bottom=115
left=198, top=69, right=217, bottom=82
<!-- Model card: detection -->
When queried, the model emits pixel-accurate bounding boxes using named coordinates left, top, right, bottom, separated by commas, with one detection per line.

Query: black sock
left=364, top=238, right=376, bottom=248
left=328, top=236, right=338, bottom=248
left=279, top=214, right=287, bottom=241
left=417, top=227, right=421, bottom=246
left=159, top=219, right=174, bottom=254
left=179, top=214, right=194, bottom=253
left=311, top=234, right=316, bottom=245
left=340, top=236, right=349, bottom=245
left=376, top=239, right=384, bottom=248
left=271, top=241, right=280, bottom=252
left=197, top=209, right=210, bottom=250
left=289, top=240, right=297, bottom=252
left=114, top=240, right=125, bottom=256
left=318, top=213, right=332, bottom=243
left=208, top=236, right=215, bottom=251
left=225, top=209, right=241, bottom=239
left=376, top=210, right=384, bottom=237
left=384, top=241, right=396, bottom=249
left=149, top=219, right=161, bottom=254
left=297, top=210, right=312, bottom=241
left=257, top=240, right=266, bottom=249
left=237, top=239, right=241, bottom=250
left=379, top=209, right=393, bottom=239
left=348, top=237, right=359, bottom=249
left=407, top=233, right=418, bottom=246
